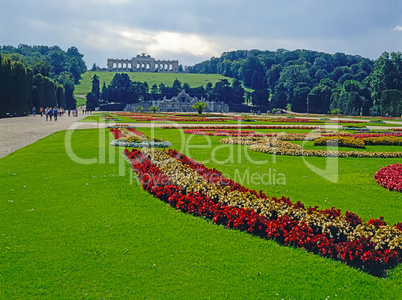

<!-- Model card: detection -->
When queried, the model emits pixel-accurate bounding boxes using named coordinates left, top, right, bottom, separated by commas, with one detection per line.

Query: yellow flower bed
left=249, top=141, right=402, bottom=158
left=362, top=136, right=402, bottom=146
left=313, top=136, right=366, bottom=148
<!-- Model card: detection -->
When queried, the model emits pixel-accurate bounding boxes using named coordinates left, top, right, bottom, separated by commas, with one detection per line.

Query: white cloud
left=393, top=26, right=402, bottom=31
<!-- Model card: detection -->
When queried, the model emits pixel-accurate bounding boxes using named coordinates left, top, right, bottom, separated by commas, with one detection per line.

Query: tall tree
left=172, top=78, right=182, bottom=93
left=56, top=72, right=76, bottom=109
left=91, top=74, right=100, bottom=100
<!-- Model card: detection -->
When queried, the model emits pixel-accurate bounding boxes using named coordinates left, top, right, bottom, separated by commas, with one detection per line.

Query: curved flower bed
left=109, top=127, right=172, bottom=148
left=124, top=147, right=402, bottom=276
left=221, top=137, right=402, bottom=158
left=249, top=141, right=402, bottom=158
left=374, top=163, right=402, bottom=192
left=102, top=113, right=121, bottom=121
left=313, top=135, right=402, bottom=149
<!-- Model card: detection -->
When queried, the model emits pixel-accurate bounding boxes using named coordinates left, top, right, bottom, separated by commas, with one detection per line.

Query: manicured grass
left=74, top=71, right=233, bottom=97
left=0, top=127, right=401, bottom=298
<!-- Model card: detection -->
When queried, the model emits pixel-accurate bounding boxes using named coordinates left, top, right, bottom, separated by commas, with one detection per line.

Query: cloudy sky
left=1, top=0, right=401, bottom=68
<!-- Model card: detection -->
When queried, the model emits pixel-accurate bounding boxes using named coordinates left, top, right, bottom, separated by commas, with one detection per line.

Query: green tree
left=91, top=74, right=100, bottom=100
left=212, top=79, right=231, bottom=102
left=105, top=73, right=136, bottom=104
left=69, top=57, right=82, bottom=84
left=148, top=105, right=160, bottom=113
left=56, top=85, right=65, bottom=108
left=172, top=78, right=182, bottom=93
left=30, top=61, right=53, bottom=77
left=205, top=82, right=213, bottom=100
left=191, top=101, right=208, bottom=114
left=307, top=84, right=331, bottom=113
left=367, top=52, right=402, bottom=115
left=56, top=72, right=76, bottom=109
left=86, top=92, right=98, bottom=111
left=49, top=48, right=66, bottom=75
left=231, top=79, right=245, bottom=105
left=381, top=89, right=402, bottom=117
left=240, top=55, right=265, bottom=88
left=150, top=84, right=159, bottom=95
left=271, top=108, right=279, bottom=115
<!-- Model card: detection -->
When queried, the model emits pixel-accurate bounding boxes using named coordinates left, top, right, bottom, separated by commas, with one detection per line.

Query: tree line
left=188, top=49, right=402, bottom=116
left=0, top=45, right=87, bottom=117
left=86, top=73, right=246, bottom=111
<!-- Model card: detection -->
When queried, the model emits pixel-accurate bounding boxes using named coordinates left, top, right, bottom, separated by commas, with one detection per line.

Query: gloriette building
left=107, top=53, right=179, bottom=73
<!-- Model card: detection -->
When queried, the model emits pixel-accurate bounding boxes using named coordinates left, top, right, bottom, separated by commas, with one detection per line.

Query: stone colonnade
left=107, top=54, right=179, bottom=72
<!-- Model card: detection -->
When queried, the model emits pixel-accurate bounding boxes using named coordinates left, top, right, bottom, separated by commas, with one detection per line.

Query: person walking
left=49, top=107, right=53, bottom=121
left=45, top=107, right=49, bottom=121
left=53, top=108, right=58, bottom=121
left=32, top=106, right=36, bottom=117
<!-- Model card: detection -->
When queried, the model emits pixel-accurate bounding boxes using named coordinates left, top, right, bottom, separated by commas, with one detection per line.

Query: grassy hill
left=74, top=71, right=232, bottom=106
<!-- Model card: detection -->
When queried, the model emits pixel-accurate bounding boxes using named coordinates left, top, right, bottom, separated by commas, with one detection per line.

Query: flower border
left=124, top=147, right=402, bottom=276
left=374, top=163, right=402, bottom=192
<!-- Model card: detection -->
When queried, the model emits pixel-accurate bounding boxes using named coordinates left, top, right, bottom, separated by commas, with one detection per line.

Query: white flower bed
left=110, top=140, right=172, bottom=148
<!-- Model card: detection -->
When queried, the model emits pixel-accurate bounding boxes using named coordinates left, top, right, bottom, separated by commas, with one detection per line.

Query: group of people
left=32, top=106, right=79, bottom=121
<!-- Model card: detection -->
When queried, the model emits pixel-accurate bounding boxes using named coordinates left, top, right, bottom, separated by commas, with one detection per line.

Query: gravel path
left=0, top=114, right=99, bottom=159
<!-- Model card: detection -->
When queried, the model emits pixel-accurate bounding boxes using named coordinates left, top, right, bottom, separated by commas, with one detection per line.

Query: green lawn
left=74, top=71, right=233, bottom=98
left=1, top=127, right=401, bottom=298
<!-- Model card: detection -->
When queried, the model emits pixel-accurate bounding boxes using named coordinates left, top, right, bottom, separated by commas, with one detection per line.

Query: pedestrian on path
left=53, top=108, right=58, bottom=121
left=49, top=108, right=53, bottom=121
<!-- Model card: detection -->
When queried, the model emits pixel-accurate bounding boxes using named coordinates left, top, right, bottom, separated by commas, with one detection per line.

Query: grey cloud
left=1, top=0, right=401, bottom=67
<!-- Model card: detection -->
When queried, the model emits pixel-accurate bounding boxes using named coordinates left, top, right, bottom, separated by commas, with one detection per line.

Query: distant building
left=124, top=90, right=229, bottom=113
left=107, top=53, right=179, bottom=73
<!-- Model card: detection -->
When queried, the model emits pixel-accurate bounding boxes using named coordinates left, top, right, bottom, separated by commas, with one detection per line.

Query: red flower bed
left=124, top=148, right=402, bottom=276
left=163, top=125, right=319, bottom=130
left=110, top=127, right=144, bottom=139
left=271, top=118, right=364, bottom=124
left=374, top=163, right=402, bottom=192
left=110, top=128, right=125, bottom=139
left=352, top=133, right=402, bottom=138
left=128, top=115, right=229, bottom=122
